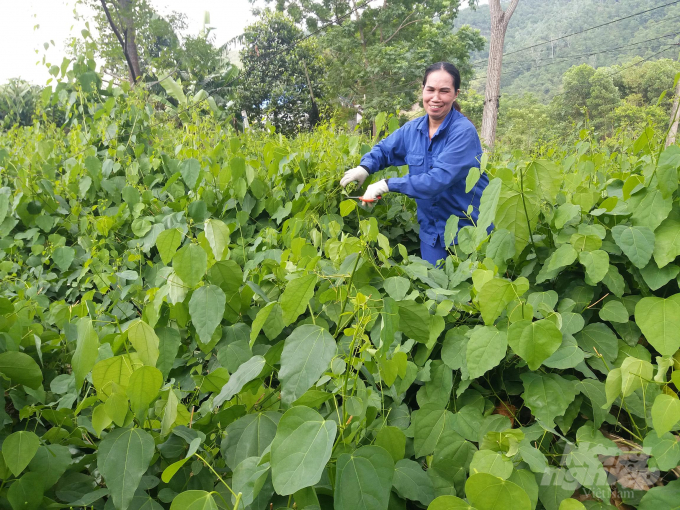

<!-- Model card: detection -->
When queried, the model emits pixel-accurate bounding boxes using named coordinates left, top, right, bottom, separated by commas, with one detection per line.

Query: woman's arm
left=387, top=126, right=481, bottom=199
left=359, top=125, right=409, bottom=174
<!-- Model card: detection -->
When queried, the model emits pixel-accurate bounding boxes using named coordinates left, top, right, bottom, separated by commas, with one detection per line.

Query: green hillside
left=456, top=0, right=680, bottom=99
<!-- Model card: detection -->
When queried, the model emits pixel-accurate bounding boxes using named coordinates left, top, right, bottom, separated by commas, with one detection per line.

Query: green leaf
left=340, top=199, right=356, bottom=217
left=7, top=472, right=44, bottom=510
left=220, top=412, right=281, bottom=470
left=250, top=302, right=285, bottom=344
left=334, top=445, right=395, bottom=510
left=173, top=243, right=207, bottom=288
left=656, top=145, right=680, bottom=199
left=97, top=428, right=155, bottom=510
left=280, top=274, right=317, bottom=326
left=392, top=458, right=435, bottom=506
left=521, top=372, right=577, bottom=428
left=429, top=430, right=476, bottom=496
left=644, top=430, right=680, bottom=471
left=416, top=361, right=453, bottom=408
left=469, top=450, right=513, bottom=479
left=559, top=500, right=586, bottom=510
left=398, top=300, right=431, bottom=343
left=578, top=250, right=609, bottom=283
left=204, top=219, right=230, bottom=260
left=428, top=496, right=476, bottom=509
left=383, top=277, right=410, bottom=301
left=72, top=317, right=99, bottom=390
left=0, top=351, right=43, bottom=389
left=508, top=319, right=562, bottom=370
left=651, top=393, right=680, bottom=437
left=271, top=406, right=337, bottom=495
left=466, top=166, right=481, bottom=193
left=279, top=324, right=336, bottom=404
left=478, top=277, right=529, bottom=326
left=375, top=426, right=406, bottom=463
left=466, top=326, right=507, bottom=379
left=170, top=491, right=218, bottom=510
left=127, top=366, right=163, bottom=419
left=232, top=457, right=270, bottom=507
left=208, top=260, right=243, bottom=294
left=52, top=246, right=75, bottom=271
left=180, top=158, right=201, bottom=189
left=474, top=178, right=502, bottom=244
left=213, top=355, right=266, bottom=407
left=638, top=479, right=680, bottom=510
left=630, top=188, right=672, bottom=231
left=92, top=354, right=142, bottom=399
left=554, top=203, right=580, bottom=229
left=563, top=446, right=611, bottom=501
left=2, top=431, right=40, bottom=477
left=635, top=295, right=680, bottom=356
left=465, top=473, right=531, bottom=510
left=444, top=215, right=460, bottom=247
left=156, top=228, right=183, bottom=265
left=157, top=327, right=182, bottom=379
left=611, top=225, right=655, bottom=269
left=127, top=319, right=160, bottom=367
left=28, top=444, right=71, bottom=489
left=189, top=285, right=226, bottom=346
left=640, top=260, right=680, bottom=291
left=598, top=300, right=628, bottom=323
left=574, top=323, right=618, bottom=362
left=413, top=405, right=455, bottom=458
left=543, top=335, right=585, bottom=370
left=496, top=188, right=540, bottom=256
left=653, top=216, right=680, bottom=268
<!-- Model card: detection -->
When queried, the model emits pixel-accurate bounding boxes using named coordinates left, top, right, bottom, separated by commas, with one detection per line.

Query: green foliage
left=237, top=10, right=327, bottom=135
left=1, top=62, right=680, bottom=510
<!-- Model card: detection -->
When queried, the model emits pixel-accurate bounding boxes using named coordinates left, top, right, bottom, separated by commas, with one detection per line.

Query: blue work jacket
left=360, top=109, right=487, bottom=248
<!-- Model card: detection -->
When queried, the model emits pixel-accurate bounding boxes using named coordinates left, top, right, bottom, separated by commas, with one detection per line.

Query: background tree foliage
left=457, top=0, right=680, bottom=100
left=236, top=10, right=327, bottom=135
left=255, top=0, right=485, bottom=116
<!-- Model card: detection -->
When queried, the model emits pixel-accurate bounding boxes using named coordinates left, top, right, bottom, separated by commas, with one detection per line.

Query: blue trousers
left=420, top=239, right=449, bottom=266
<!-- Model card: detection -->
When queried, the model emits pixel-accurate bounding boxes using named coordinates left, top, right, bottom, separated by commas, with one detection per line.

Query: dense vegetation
left=457, top=0, right=680, bottom=100
left=0, top=44, right=679, bottom=510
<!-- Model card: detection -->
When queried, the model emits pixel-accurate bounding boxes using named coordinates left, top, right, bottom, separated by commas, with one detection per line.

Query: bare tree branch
left=383, top=12, right=421, bottom=44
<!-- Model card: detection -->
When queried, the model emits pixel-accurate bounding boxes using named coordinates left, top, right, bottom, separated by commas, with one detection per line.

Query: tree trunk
left=99, top=0, right=142, bottom=84
left=119, top=0, right=142, bottom=82
left=480, top=0, right=520, bottom=151
left=666, top=74, right=680, bottom=147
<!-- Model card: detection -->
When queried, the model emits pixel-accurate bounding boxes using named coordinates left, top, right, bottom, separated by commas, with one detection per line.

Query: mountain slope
left=455, top=0, right=680, bottom=99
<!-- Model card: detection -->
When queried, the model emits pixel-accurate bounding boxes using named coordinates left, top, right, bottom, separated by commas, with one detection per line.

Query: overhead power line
left=471, top=0, right=680, bottom=67
left=473, top=31, right=680, bottom=82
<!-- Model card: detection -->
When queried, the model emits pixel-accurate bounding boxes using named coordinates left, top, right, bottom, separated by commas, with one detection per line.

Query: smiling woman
left=340, top=62, right=488, bottom=266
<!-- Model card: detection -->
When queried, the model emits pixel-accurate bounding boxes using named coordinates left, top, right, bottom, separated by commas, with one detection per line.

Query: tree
left=237, top=10, right=327, bottom=135
left=255, top=0, right=484, bottom=119
left=0, top=79, right=42, bottom=130
left=98, top=0, right=144, bottom=83
left=480, top=0, right=520, bottom=151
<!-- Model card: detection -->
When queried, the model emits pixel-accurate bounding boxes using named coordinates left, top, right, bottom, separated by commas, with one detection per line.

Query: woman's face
left=422, top=69, right=459, bottom=122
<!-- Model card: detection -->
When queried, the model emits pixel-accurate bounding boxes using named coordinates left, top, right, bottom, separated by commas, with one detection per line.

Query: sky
left=0, top=0, right=258, bottom=84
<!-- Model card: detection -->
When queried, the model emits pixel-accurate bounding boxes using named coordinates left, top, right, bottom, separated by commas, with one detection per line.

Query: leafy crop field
left=0, top=80, right=679, bottom=510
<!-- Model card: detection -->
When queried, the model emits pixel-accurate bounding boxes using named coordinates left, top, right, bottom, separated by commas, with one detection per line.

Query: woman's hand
left=361, top=179, right=389, bottom=204
left=340, top=166, right=369, bottom=188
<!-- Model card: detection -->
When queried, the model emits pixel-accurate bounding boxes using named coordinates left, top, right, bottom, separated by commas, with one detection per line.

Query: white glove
left=340, top=166, right=369, bottom=188
left=361, top=179, right=389, bottom=203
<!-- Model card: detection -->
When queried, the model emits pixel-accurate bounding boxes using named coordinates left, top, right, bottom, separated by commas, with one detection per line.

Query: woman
left=340, top=62, right=488, bottom=266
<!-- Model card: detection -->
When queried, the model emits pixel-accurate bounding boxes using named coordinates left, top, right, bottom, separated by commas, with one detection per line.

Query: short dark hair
left=422, top=62, right=463, bottom=114
left=422, top=62, right=461, bottom=91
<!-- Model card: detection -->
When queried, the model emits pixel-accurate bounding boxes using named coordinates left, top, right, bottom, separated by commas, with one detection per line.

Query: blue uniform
left=360, top=109, right=487, bottom=265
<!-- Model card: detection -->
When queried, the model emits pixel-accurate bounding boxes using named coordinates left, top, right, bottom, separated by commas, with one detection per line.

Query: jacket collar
left=418, top=108, right=460, bottom=138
